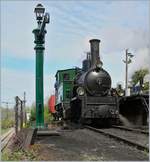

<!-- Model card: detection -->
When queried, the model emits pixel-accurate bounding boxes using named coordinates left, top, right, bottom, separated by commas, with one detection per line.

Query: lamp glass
left=128, top=53, right=134, bottom=58
left=34, top=4, right=45, bottom=20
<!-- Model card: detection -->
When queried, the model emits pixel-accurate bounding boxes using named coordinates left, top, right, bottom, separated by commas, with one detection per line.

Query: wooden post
left=20, top=100, right=23, bottom=129
left=15, top=96, right=19, bottom=134
left=23, top=92, right=27, bottom=126
left=24, top=112, right=27, bottom=126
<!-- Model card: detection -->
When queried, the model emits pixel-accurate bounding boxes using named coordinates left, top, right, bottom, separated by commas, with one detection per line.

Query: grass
left=1, top=128, right=10, bottom=135
left=1, top=144, right=41, bottom=161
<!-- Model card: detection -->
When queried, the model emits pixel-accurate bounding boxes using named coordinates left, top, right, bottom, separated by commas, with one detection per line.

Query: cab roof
left=55, top=68, right=77, bottom=77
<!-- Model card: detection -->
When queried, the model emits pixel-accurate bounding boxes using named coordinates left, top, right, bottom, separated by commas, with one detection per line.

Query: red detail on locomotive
left=48, top=95, right=56, bottom=113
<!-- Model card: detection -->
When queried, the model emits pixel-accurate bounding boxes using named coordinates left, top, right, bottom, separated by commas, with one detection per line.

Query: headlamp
left=76, top=87, right=85, bottom=96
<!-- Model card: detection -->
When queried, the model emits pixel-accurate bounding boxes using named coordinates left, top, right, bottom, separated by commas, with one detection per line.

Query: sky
left=1, top=0, right=150, bottom=107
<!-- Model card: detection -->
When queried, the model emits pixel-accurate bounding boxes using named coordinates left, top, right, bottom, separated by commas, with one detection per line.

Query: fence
left=14, top=96, right=26, bottom=134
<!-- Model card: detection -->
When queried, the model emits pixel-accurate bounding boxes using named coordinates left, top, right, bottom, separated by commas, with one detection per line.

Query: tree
left=131, top=68, right=149, bottom=91
left=29, top=106, right=36, bottom=122
left=29, top=104, right=53, bottom=124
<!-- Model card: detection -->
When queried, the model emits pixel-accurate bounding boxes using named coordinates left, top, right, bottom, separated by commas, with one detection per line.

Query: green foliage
left=1, top=128, right=10, bottom=135
left=131, top=68, right=149, bottom=85
left=28, top=105, right=36, bottom=127
left=131, top=68, right=149, bottom=91
left=25, top=121, right=31, bottom=128
left=2, top=146, right=40, bottom=161
left=143, top=82, right=149, bottom=91
left=29, top=106, right=36, bottom=122
left=1, top=119, right=14, bottom=129
left=28, top=104, right=53, bottom=125
left=44, top=105, right=53, bottom=123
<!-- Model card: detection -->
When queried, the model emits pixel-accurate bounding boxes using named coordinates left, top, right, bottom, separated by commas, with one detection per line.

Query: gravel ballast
left=35, top=127, right=148, bottom=161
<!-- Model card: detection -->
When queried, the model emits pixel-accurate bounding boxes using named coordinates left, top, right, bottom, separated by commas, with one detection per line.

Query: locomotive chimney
left=89, top=39, right=102, bottom=68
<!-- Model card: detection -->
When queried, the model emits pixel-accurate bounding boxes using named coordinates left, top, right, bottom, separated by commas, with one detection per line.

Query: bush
left=44, top=105, right=53, bottom=123
left=29, top=107, right=36, bottom=122
left=1, top=119, right=14, bottom=129
left=28, top=104, right=53, bottom=126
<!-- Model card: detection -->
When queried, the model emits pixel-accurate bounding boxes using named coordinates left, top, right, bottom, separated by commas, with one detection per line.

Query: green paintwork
left=55, top=69, right=76, bottom=84
left=33, top=28, right=46, bottom=128
left=55, top=69, right=76, bottom=105
left=56, top=81, right=74, bottom=105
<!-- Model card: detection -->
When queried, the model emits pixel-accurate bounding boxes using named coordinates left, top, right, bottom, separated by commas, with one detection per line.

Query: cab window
left=63, top=73, right=69, bottom=80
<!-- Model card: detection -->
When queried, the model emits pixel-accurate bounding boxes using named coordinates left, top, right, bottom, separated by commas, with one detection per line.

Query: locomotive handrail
left=71, top=97, right=78, bottom=101
left=86, top=103, right=116, bottom=105
left=141, top=97, right=149, bottom=112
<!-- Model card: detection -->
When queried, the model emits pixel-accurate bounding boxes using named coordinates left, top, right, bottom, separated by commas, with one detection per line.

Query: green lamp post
left=33, top=4, right=50, bottom=128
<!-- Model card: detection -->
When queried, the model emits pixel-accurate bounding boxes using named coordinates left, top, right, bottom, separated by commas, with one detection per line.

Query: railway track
left=1, top=128, right=14, bottom=151
left=112, top=125, right=149, bottom=135
left=85, top=126, right=149, bottom=152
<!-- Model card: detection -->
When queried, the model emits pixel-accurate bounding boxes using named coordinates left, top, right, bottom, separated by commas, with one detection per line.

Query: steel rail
left=1, top=128, right=13, bottom=141
left=85, top=126, right=149, bottom=152
left=1, top=129, right=14, bottom=151
left=112, top=125, right=149, bottom=135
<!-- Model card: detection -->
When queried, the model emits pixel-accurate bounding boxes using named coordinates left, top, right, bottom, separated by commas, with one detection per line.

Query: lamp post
left=123, top=49, right=134, bottom=96
left=33, top=4, right=50, bottom=128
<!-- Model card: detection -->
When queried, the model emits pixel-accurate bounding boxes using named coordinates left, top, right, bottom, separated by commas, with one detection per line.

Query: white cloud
left=84, top=27, right=149, bottom=53
left=129, top=47, right=150, bottom=77
left=1, top=68, right=55, bottom=106
left=1, top=1, right=149, bottom=105
left=82, top=27, right=149, bottom=87
left=1, top=1, right=44, bottom=59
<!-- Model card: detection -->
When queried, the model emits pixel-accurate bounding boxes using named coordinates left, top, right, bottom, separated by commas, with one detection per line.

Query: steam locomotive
left=54, top=39, right=119, bottom=125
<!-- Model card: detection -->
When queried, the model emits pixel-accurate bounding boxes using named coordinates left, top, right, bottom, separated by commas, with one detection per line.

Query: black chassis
left=56, top=101, right=71, bottom=120
left=70, top=95, right=119, bottom=124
